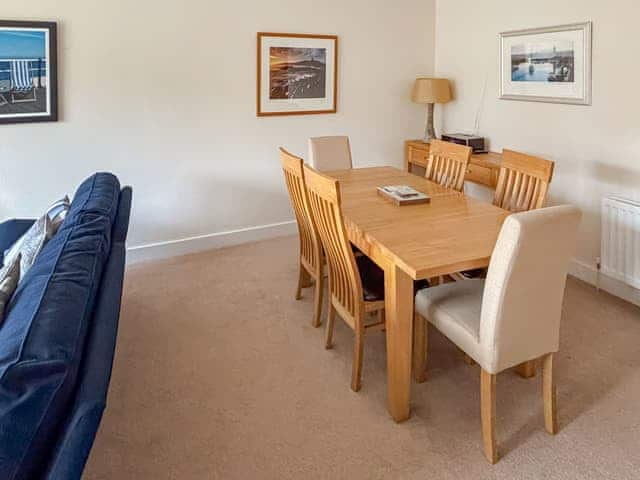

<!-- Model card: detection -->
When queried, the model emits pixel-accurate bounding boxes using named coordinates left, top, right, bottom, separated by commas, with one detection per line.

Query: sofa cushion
left=3, top=214, right=54, bottom=282
left=0, top=254, right=21, bottom=324
left=46, top=195, right=71, bottom=233
left=0, top=220, right=35, bottom=265
left=60, top=172, right=120, bottom=232
left=0, top=173, right=120, bottom=480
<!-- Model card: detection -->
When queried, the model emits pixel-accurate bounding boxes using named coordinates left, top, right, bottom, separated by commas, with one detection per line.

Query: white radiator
left=601, top=196, right=640, bottom=289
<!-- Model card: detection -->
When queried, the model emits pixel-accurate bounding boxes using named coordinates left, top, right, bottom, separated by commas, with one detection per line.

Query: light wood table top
left=328, top=166, right=509, bottom=280
left=324, top=166, right=508, bottom=423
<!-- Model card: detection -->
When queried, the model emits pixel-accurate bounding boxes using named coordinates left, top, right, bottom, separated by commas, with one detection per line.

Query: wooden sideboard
left=405, top=140, right=502, bottom=189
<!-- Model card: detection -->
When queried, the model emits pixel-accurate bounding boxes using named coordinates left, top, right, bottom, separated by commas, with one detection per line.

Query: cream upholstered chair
left=457, top=149, right=556, bottom=377
left=303, top=164, right=385, bottom=392
left=413, top=205, right=581, bottom=463
left=425, top=139, right=471, bottom=192
left=279, top=148, right=325, bottom=328
left=308, top=136, right=353, bottom=171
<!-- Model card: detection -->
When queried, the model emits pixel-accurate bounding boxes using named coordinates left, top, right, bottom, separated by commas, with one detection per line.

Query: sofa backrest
left=0, top=173, right=121, bottom=480
left=44, top=186, right=132, bottom=480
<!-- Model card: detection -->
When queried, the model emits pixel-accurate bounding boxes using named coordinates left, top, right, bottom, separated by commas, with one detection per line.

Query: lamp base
left=422, top=103, right=436, bottom=143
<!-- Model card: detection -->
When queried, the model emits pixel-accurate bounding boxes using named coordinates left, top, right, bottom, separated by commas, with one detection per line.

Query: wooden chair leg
left=480, top=369, right=498, bottom=464
left=516, top=360, right=537, bottom=378
left=295, top=264, right=305, bottom=300
left=325, top=304, right=336, bottom=349
left=412, top=312, right=427, bottom=383
left=543, top=353, right=558, bottom=434
left=462, top=349, right=476, bottom=365
left=351, top=327, right=365, bottom=392
left=312, top=274, right=324, bottom=328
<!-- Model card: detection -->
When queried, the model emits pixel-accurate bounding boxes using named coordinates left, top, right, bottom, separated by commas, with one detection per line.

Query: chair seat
left=415, top=279, right=485, bottom=364
left=355, top=256, right=431, bottom=303
left=356, top=255, right=384, bottom=301
left=460, top=268, right=486, bottom=279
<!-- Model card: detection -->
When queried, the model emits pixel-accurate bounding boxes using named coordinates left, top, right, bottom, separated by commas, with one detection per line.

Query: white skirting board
left=126, top=220, right=297, bottom=264
left=569, top=259, right=640, bottom=308
left=127, top=224, right=639, bottom=308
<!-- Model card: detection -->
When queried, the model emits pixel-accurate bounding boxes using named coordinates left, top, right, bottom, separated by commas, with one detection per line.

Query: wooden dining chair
left=425, top=139, right=472, bottom=192
left=308, top=136, right=353, bottom=171
left=413, top=205, right=581, bottom=463
left=493, top=149, right=555, bottom=212
left=303, top=164, right=385, bottom=392
left=279, top=148, right=324, bottom=328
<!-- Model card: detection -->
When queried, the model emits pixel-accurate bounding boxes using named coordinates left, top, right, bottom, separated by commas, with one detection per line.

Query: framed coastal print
left=0, top=20, right=58, bottom=124
left=257, top=32, right=337, bottom=116
left=500, top=22, right=592, bottom=105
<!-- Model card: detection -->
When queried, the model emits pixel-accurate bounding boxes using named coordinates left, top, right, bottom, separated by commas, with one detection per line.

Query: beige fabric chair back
left=480, top=205, right=581, bottom=373
left=279, top=148, right=322, bottom=276
left=425, top=139, right=471, bottom=192
left=308, top=136, right=353, bottom=171
left=493, top=149, right=554, bottom=212
left=303, top=164, right=364, bottom=321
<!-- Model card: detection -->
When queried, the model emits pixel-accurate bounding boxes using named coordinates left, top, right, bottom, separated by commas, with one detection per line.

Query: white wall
left=1, top=0, right=435, bottom=259
left=435, top=0, right=640, bottom=303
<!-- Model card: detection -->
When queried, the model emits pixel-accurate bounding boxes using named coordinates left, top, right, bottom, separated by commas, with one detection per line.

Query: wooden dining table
left=325, top=166, right=509, bottom=423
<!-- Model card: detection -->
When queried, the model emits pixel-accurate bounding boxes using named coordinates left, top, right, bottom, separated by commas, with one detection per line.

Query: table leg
left=384, top=264, right=413, bottom=423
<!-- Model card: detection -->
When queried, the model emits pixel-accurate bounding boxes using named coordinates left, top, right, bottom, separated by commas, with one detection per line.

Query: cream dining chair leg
left=462, top=350, right=476, bottom=365
left=543, top=353, right=558, bottom=434
left=480, top=369, right=498, bottom=464
left=516, top=360, right=537, bottom=378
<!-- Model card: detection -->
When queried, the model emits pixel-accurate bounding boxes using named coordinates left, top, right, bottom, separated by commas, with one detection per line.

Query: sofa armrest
left=0, top=219, right=35, bottom=261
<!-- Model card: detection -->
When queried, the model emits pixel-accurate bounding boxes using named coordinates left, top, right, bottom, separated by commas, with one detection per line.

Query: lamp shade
left=411, top=78, right=452, bottom=104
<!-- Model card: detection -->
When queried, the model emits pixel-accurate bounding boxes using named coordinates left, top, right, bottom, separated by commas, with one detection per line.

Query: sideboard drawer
left=466, top=163, right=497, bottom=188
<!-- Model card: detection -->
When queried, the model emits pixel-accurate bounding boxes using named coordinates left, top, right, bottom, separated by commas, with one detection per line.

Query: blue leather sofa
left=0, top=173, right=132, bottom=479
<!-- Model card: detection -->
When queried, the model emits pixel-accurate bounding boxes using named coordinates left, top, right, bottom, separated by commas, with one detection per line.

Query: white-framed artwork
left=257, top=32, right=337, bottom=116
left=499, top=22, right=592, bottom=105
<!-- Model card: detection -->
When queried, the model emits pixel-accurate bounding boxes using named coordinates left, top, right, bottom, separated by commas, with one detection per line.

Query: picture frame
left=257, top=32, right=338, bottom=116
left=0, top=20, right=58, bottom=124
left=499, top=22, right=592, bottom=105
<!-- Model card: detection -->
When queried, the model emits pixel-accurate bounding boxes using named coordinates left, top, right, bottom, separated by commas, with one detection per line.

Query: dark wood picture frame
left=257, top=32, right=338, bottom=117
left=0, top=20, right=58, bottom=125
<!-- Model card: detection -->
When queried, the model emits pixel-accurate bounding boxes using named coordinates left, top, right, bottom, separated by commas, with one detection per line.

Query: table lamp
left=411, top=77, right=452, bottom=143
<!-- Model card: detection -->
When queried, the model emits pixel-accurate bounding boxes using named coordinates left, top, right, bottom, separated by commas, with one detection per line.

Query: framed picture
left=0, top=20, right=58, bottom=125
left=257, top=32, right=338, bottom=116
left=499, top=22, right=592, bottom=105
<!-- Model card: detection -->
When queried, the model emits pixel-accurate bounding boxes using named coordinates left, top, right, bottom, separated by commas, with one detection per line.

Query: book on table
left=377, top=185, right=431, bottom=206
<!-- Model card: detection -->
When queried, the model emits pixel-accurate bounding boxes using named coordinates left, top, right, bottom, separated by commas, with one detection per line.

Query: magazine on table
left=377, top=185, right=431, bottom=206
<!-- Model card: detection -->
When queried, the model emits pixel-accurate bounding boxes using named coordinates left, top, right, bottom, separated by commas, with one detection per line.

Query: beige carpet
left=84, top=235, right=640, bottom=480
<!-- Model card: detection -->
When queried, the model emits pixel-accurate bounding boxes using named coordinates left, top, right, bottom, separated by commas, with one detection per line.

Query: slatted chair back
left=11, top=60, right=34, bottom=91
left=425, top=139, right=471, bottom=192
left=279, top=148, right=322, bottom=275
left=493, top=149, right=555, bottom=212
left=303, top=164, right=364, bottom=323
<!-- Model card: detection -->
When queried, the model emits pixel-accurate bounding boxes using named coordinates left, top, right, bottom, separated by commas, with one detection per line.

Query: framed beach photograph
left=257, top=32, right=337, bottom=116
left=500, top=22, right=592, bottom=105
left=0, top=20, right=58, bottom=125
